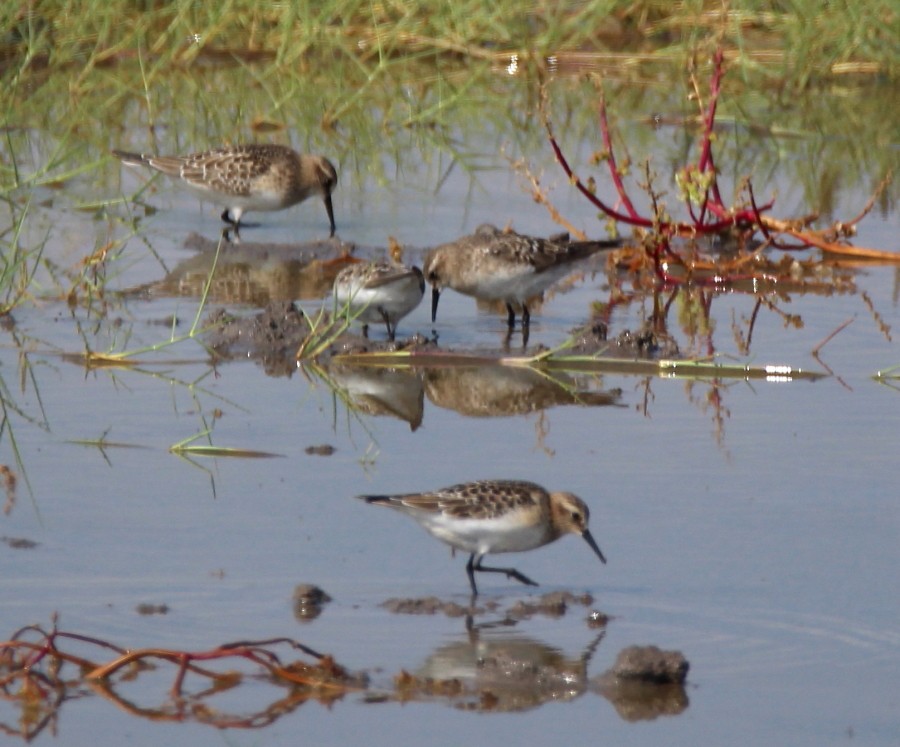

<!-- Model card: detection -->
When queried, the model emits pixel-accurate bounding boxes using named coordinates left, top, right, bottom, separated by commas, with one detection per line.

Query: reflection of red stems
left=1, top=621, right=361, bottom=738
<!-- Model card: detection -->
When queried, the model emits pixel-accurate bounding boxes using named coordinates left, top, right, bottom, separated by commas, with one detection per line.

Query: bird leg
left=220, top=209, right=242, bottom=241
left=220, top=209, right=257, bottom=232
left=505, top=303, right=516, bottom=329
left=504, top=303, right=530, bottom=345
left=467, top=554, right=539, bottom=595
left=379, top=309, right=396, bottom=341
left=465, top=554, right=479, bottom=596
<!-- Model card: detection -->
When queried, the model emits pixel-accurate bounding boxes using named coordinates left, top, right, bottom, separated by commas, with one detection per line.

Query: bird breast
left=422, top=513, right=554, bottom=555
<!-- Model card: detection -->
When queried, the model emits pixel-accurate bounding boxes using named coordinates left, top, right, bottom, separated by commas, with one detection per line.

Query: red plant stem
left=747, top=182, right=813, bottom=250
left=705, top=200, right=775, bottom=230
left=598, top=93, right=642, bottom=221
left=548, top=105, right=766, bottom=238
left=545, top=129, right=647, bottom=226
left=697, top=48, right=726, bottom=208
left=704, top=146, right=725, bottom=209
left=747, top=181, right=773, bottom=240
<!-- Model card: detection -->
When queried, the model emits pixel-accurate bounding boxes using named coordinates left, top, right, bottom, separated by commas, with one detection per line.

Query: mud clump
left=507, top=591, right=595, bottom=620
left=135, top=603, right=170, bottom=615
left=1, top=536, right=38, bottom=549
left=205, top=302, right=311, bottom=376
left=381, top=597, right=472, bottom=617
left=305, top=444, right=336, bottom=456
left=568, top=321, right=680, bottom=358
left=328, top=331, right=436, bottom=357
left=380, top=592, right=597, bottom=621
left=204, top=302, right=434, bottom=375
left=592, top=645, right=690, bottom=721
left=293, top=584, right=332, bottom=621
left=607, top=645, right=689, bottom=684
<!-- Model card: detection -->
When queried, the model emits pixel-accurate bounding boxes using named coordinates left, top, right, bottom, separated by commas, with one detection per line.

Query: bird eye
left=571, top=511, right=582, bottom=522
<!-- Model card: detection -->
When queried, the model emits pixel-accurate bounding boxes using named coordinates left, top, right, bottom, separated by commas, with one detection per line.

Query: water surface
left=1, top=52, right=899, bottom=747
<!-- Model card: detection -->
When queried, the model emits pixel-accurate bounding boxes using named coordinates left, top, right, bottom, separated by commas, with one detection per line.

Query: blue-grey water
left=1, top=69, right=899, bottom=746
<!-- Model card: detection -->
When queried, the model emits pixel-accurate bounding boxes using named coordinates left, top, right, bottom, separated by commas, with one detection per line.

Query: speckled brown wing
left=489, top=230, right=618, bottom=274
left=174, top=147, right=276, bottom=197
left=436, top=480, right=546, bottom=520
left=364, top=264, right=424, bottom=290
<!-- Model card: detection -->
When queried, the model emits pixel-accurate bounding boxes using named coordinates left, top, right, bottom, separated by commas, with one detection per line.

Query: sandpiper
left=112, top=144, right=337, bottom=236
left=332, top=261, right=425, bottom=341
left=357, top=479, right=606, bottom=595
left=423, top=224, right=620, bottom=338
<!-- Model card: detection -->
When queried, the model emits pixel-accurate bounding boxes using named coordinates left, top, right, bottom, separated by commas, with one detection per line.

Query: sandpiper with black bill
left=423, top=224, right=620, bottom=341
left=112, top=144, right=337, bottom=237
left=357, top=479, right=606, bottom=596
left=332, top=260, right=425, bottom=341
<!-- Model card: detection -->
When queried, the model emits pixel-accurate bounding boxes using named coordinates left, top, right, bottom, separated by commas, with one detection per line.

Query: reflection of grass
left=331, top=348, right=827, bottom=382
left=0, top=344, right=50, bottom=513
left=0, top=198, right=44, bottom=315
left=77, top=232, right=225, bottom=364
left=169, top=430, right=283, bottom=458
left=874, top=364, right=900, bottom=386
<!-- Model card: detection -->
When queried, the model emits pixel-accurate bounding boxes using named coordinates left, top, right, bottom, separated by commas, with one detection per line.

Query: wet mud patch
left=135, top=603, right=170, bottom=616
left=604, top=644, right=689, bottom=684
left=204, top=302, right=435, bottom=376
left=1, top=536, right=38, bottom=549
left=304, top=444, right=336, bottom=456
left=381, top=591, right=600, bottom=621
left=204, top=300, right=673, bottom=373
left=567, top=320, right=681, bottom=358
left=506, top=591, right=595, bottom=620
left=205, top=303, right=312, bottom=377
left=381, top=596, right=479, bottom=617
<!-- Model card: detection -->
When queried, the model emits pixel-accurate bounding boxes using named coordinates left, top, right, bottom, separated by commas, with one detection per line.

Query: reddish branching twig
left=1, top=620, right=363, bottom=739
left=540, top=47, right=895, bottom=283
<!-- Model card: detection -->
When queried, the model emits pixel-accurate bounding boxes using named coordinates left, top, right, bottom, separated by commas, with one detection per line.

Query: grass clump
left=1, top=1, right=896, bottom=91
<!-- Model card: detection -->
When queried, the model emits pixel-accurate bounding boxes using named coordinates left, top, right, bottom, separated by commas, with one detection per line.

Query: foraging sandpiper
left=423, top=224, right=619, bottom=339
left=112, top=144, right=337, bottom=237
left=332, top=260, right=425, bottom=341
left=357, top=479, right=606, bottom=595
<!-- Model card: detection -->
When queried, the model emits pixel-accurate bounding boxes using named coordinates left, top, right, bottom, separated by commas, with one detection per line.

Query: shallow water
left=2, top=60, right=900, bottom=746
